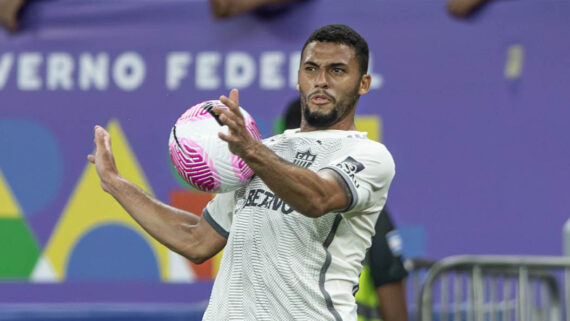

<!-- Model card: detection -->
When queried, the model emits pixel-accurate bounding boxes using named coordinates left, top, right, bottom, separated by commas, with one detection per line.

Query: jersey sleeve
left=321, top=143, right=395, bottom=214
left=203, top=191, right=236, bottom=239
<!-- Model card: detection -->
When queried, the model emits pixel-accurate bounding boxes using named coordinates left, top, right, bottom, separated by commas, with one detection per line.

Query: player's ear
left=296, top=83, right=300, bottom=92
left=358, top=74, right=371, bottom=96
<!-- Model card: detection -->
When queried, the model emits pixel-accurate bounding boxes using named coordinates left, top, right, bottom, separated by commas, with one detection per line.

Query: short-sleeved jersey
left=202, top=129, right=395, bottom=321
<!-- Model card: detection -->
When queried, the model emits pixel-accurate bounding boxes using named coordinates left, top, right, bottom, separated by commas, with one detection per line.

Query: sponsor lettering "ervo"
left=244, top=189, right=294, bottom=214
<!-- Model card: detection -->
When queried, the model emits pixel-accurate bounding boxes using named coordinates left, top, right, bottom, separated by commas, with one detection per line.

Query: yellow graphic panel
left=212, top=250, right=223, bottom=278
left=505, top=44, right=524, bottom=79
left=355, top=115, right=382, bottom=142
left=44, top=120, right=170, bottom=281
left=0, top=170, right=21, bottom=218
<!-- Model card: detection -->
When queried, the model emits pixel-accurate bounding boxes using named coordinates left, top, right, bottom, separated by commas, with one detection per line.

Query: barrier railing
left=407, top=255, right=570, bottom=321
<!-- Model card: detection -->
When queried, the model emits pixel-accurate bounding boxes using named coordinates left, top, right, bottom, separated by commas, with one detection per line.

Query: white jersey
left=202, top=128, right=395, bottom=321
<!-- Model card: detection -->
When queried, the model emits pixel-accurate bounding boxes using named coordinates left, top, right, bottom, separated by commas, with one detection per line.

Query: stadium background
left=1, top=0, right=569, bottom=318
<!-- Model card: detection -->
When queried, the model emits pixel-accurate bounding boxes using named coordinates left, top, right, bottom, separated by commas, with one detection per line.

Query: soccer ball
left=169, top=100, right=262, bottom=193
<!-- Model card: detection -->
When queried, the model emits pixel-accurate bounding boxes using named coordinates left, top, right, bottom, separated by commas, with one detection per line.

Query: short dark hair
left=301, top=24, right=369, bottom=76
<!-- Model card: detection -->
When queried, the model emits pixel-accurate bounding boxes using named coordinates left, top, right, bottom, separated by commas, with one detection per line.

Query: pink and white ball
left=169, top=100, right=262, bottom=193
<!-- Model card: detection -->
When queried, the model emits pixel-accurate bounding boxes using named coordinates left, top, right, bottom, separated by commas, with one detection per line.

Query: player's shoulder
left=262, top=131, right=288, bottom=145
left=343, top=134, right=393, bottom=160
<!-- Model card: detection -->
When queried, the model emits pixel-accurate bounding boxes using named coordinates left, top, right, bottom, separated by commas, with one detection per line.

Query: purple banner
left=1, top=0, right=569, bottom=303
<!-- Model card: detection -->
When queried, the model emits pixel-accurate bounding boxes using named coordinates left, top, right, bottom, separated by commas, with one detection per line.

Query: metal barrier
left=407, top=255, right=570, bottom=321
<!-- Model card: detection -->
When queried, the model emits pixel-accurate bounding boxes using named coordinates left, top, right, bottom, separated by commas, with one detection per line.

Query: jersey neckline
left=283, top=128, right=369, bottom=138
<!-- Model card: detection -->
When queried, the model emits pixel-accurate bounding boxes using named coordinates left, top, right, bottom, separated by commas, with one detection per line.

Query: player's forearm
left=104, top=175, right=203, bottom=258
left=242, top=142, right=337, bottom=217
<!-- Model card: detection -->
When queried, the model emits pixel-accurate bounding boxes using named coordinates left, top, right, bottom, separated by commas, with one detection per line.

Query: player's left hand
left=214, top=89, right=259, bottom=159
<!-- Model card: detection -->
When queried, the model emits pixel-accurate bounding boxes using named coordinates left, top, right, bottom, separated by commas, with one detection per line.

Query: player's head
left=301, top=24, right=369, bottom=76
left=297, top=25, right=371, bottom=129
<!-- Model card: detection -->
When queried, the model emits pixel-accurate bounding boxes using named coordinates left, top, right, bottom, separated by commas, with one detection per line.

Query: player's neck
left=299, top=116, right=357, bottom=132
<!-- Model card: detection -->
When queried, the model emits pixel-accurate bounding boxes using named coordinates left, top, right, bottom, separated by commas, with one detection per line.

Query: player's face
left=297, top=41, right=369, bottom=128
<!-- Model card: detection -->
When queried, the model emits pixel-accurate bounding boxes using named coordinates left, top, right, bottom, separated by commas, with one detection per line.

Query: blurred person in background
left=0, top=0, right=27, bottom=32
left=1, top=0, right=302, bottom=32
left=283, top=98, right=409, bottom=321
left=446, top=0, right=491, bottom=18
left=1, top=0, right=493, bottom=32
left=89, top=24, right=395, bottom=321
left=210, top=0, right=307, bottom=18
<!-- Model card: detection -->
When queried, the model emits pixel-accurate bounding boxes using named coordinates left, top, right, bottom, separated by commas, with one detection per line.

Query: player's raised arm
left=213, top=89, right=350, bottom=218
left=87, top=125, right=226, bottom=263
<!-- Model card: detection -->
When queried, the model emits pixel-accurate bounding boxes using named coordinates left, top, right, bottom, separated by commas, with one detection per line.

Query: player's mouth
left=309, top=92, right=334, bottom=105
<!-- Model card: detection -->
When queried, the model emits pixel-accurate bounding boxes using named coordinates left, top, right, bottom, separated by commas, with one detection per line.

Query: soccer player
left=0, top=0, right=27, bottom=32
left=88, top=24, right=395, bottom=321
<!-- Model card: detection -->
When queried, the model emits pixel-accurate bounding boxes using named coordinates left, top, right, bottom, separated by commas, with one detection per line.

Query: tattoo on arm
left=321, top=168, right=353, bottom=210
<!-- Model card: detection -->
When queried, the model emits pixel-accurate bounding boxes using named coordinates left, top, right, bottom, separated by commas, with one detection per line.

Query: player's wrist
left=100, top=172, right=124, bottom=195
left=241, top=140, right=263, bottom=162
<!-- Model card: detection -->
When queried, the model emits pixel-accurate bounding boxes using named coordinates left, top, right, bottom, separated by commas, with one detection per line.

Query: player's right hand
left=87, top=125, right=119, bottom=193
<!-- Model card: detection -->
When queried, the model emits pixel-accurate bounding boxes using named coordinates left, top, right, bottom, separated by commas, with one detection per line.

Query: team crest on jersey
left=293, top=150, right=317, bottom=168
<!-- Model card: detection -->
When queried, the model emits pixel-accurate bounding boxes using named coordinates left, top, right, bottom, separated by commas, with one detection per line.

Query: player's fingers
left=219, top=92, right=243, bottom=119
left=219, top=113, right=239, bottom=132
left=219, top=95, right=236, bottom=111
left=213, top=106, right=234, bottom=125
left=215, top=106, right=245, bottom=131
left=102, top=131, right=112, bottom=150
left=93, top=126, right=105, bottom=145
left=87, top=154, right=95, bottom=163
left=229, top=89, right=239, bottom=108
left=218, top=131, right=231, bottom=142
left=94, top=126, right=113, bottom=152
left=212, top=105, right=231, bottom=116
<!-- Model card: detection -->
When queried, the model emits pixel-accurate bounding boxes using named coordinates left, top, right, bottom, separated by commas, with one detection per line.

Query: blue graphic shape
left=0, top=119, right=63, bottom=217
left=398, top=225, right=426, bottom=259
left=67, top=224, right=160, bottom=280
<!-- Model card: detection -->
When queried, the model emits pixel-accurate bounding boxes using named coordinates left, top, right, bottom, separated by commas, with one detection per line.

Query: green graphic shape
left=0, top=219, right=40, bottom=279
left=0, top=170, right=40, bottom=279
